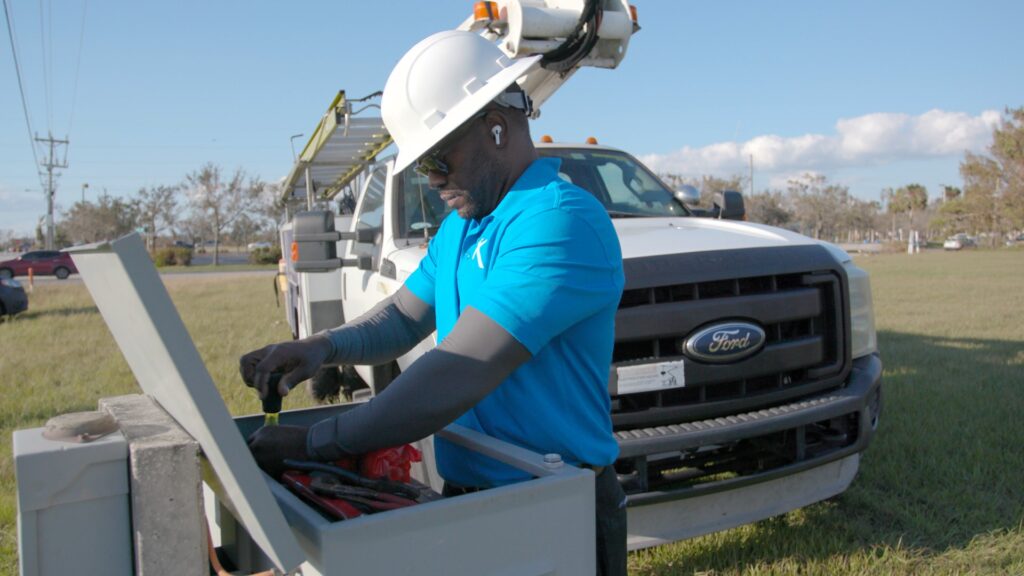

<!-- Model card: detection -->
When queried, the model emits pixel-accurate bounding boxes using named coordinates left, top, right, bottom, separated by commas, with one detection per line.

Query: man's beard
left=457, top=154, right=505, bottom=220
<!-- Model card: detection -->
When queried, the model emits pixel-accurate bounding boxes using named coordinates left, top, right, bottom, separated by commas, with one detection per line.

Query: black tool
left=262, top=372, right=284, bottom=426
left=281, top=459, right=423, bottom=501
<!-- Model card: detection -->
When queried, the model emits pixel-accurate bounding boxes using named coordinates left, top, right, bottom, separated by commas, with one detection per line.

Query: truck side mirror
left=291, top=211, right=373, bottom=272
left=714, top=190, right=745, bottom=221
left=340, top=228, right=376, bottom=244
left=674, top=185, right=701, bottom=206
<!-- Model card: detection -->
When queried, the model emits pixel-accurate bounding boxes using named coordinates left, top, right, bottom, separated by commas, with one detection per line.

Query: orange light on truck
left=473, top=1, right=498, bottom=21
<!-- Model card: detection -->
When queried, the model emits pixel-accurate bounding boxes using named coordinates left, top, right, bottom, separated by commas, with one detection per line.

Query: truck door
left=342, top=162, right=395, bottom=326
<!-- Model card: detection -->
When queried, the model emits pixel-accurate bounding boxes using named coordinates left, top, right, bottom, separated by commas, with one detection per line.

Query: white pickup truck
left=279, top=137, right=883, bottom=549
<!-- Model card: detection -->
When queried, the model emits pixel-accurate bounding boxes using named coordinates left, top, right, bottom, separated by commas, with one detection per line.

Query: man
left=241, top=30, right=627, bottom=575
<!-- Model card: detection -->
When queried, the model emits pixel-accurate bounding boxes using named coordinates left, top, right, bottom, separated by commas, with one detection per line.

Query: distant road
left=1, top=252, right=274, bottom=285
left=21, top=269, right=274, bottom=286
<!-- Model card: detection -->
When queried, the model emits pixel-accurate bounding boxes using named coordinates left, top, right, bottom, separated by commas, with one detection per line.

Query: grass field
left=2, top=250, right=1022, bottom=574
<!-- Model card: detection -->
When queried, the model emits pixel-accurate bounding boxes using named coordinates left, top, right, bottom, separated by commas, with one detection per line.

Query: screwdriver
left=261, top=372, right=284, bottom=427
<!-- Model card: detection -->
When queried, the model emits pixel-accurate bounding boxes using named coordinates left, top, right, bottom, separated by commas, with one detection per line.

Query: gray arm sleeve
left=307, top=306, right=531, bottom=460
left=321, top=285, right=435, bottom=366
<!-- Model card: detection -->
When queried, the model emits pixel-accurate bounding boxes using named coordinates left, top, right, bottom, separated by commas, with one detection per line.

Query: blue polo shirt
left=404, top=157, right=624, bottom=487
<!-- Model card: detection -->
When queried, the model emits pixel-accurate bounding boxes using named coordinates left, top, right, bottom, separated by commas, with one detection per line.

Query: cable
left=37, top=0, right=51, bottom=133
left=47, top=0, right=53, bottom=131
left=540, top=0, right=602, bottom=73
left=67, top=0, right=87, bottom=134
left=2, top=0, right=42, bottom=172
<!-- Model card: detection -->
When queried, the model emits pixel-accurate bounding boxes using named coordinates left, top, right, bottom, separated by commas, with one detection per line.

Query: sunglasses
left=415, top=111, right=489, bottom=177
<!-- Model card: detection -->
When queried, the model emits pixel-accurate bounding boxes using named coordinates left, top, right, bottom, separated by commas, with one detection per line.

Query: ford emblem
left=683, top=321, right=766, bottom=363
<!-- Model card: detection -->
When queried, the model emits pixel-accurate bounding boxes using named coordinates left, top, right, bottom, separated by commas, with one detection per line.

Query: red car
left=0, top=250, right=78, bottom=280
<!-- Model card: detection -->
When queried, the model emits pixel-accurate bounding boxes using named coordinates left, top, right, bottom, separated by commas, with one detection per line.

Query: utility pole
left=749, top=154, right=753, bottom=196
left=35, top=133, right=69, bottom=250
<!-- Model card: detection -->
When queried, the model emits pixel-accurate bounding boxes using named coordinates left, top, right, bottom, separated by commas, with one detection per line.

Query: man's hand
left=239, top=335, right=334, bottom=399
left=248, top=425, right=310, bottom=478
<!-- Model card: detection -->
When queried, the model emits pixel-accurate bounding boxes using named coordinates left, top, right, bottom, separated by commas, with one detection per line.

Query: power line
left=67, top=0, right=87, bottom=134
left=2, top=0, right=42, bottom=173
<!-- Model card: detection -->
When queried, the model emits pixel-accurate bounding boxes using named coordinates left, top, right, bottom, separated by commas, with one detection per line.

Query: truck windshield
left=395, top=147, right=688, bottom=239
left=538, top=148, right=689, bottom=218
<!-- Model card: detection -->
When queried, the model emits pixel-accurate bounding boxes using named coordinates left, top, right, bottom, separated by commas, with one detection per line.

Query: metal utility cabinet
left=64, top=233, right=597, bottom=575
left=13, top=426, right=132, bottom=575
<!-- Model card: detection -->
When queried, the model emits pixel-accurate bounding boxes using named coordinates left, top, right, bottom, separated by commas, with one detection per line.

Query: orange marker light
left=629, top=5, right=638, bottom=23
left=290, top=241, right=299, bottom=262
left=540, top=135, right=554, bottom=143
left=586, top=136, right=599, bottom=145
left=473, top=1, right=498, bottom=21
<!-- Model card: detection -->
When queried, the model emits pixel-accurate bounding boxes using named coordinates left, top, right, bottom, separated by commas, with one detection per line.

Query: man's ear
left=485, top=111, right=509, bottom=149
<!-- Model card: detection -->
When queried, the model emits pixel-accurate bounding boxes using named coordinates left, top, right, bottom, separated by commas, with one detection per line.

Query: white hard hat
left=382, top=30, right=541, bottom=173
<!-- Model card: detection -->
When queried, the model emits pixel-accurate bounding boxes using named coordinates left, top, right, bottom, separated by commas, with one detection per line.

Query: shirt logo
left=470, top=238, right=488, bottom=269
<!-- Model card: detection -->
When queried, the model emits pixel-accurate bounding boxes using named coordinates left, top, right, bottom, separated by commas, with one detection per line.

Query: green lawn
left=2, top=251, right=1023, bottom=574
left=159, top=262, right=279, bottom=274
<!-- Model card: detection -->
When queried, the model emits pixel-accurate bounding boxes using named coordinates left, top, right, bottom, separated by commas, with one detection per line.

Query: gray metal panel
left=66, top=233, right=304, bottom=572
left=308, top=300, right=344, bottom=333
left=15, top=428, right=132, bottom=576
left=221, top=411, right=596, bottom=575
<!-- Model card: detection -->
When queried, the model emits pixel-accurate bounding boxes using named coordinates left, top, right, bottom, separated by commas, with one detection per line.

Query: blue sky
left=2, top=0, right=1022, bottom=236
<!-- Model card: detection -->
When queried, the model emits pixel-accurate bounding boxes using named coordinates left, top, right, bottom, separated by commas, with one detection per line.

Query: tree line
left=4, top=108, right=1021, bottom=256
left=663, top=107, right=1024, bottom=247
left=40, top=164, right=279, bottom=265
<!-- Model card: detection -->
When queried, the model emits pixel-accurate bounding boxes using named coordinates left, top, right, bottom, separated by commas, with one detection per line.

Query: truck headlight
left=845, top=261, right=878, bottom=358
left=820, top=242, right=878, bottom=359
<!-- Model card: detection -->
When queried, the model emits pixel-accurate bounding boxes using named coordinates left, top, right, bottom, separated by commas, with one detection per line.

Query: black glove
left=239, top=336, right=334, bottom=399
left=247, top=424, right=311, bottom=479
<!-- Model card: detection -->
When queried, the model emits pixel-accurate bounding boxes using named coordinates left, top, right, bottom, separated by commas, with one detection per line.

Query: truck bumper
left=623, top=353, right=882, bottom=549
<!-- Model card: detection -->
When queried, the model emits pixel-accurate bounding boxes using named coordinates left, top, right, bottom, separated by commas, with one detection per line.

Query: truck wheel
left=54, top=267, right=70, bottom=280
left=340, top=365, right=369, bottom=401
left=307, top=366, right=369, bottom=403
left=370, top=362, right=400, bottom=396
left=307, top=367, right=342, bottom=403
left=0, top=268, right=12, bottom=280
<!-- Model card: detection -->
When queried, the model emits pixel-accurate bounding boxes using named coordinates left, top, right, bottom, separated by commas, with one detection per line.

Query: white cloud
left=640, top=109, right=1000, bottom=177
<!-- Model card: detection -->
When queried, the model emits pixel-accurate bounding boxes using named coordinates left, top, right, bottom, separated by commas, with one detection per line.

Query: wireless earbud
left=491, top=125, right=502, bottom=146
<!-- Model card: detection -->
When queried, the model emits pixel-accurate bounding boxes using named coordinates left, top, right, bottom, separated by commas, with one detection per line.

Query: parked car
left=943, top=234, right=977, bottom=251
left=247, top=241, right=273, bottom=251
left=0, top=250, right=78, bottom=279
left=173, top=240, right=195, bottom=250
left=0, top=277, right=28, bottom=317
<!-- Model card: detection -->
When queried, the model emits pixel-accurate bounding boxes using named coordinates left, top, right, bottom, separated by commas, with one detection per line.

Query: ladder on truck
left=279, top=90, right=393, bottom=213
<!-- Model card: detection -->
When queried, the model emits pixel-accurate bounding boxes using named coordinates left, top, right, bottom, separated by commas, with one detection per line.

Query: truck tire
left=370, top=361, right=400, bottom=396
left=307, top=365, right=369, bottom=403
left=307, top=367, right=342, bottom=403
left=54, top=267, right=71, bottom=280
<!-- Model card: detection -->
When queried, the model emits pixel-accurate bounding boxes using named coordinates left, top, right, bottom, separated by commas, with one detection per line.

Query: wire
left=47, top=0, right=53, bottom=131
left=540, top=0, right=601, bottom=73
left=2, top=0, right=42, bottom=172
left=37, top=0, right=51, bottom=133
left=67, top=0, right=87, bottom=134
